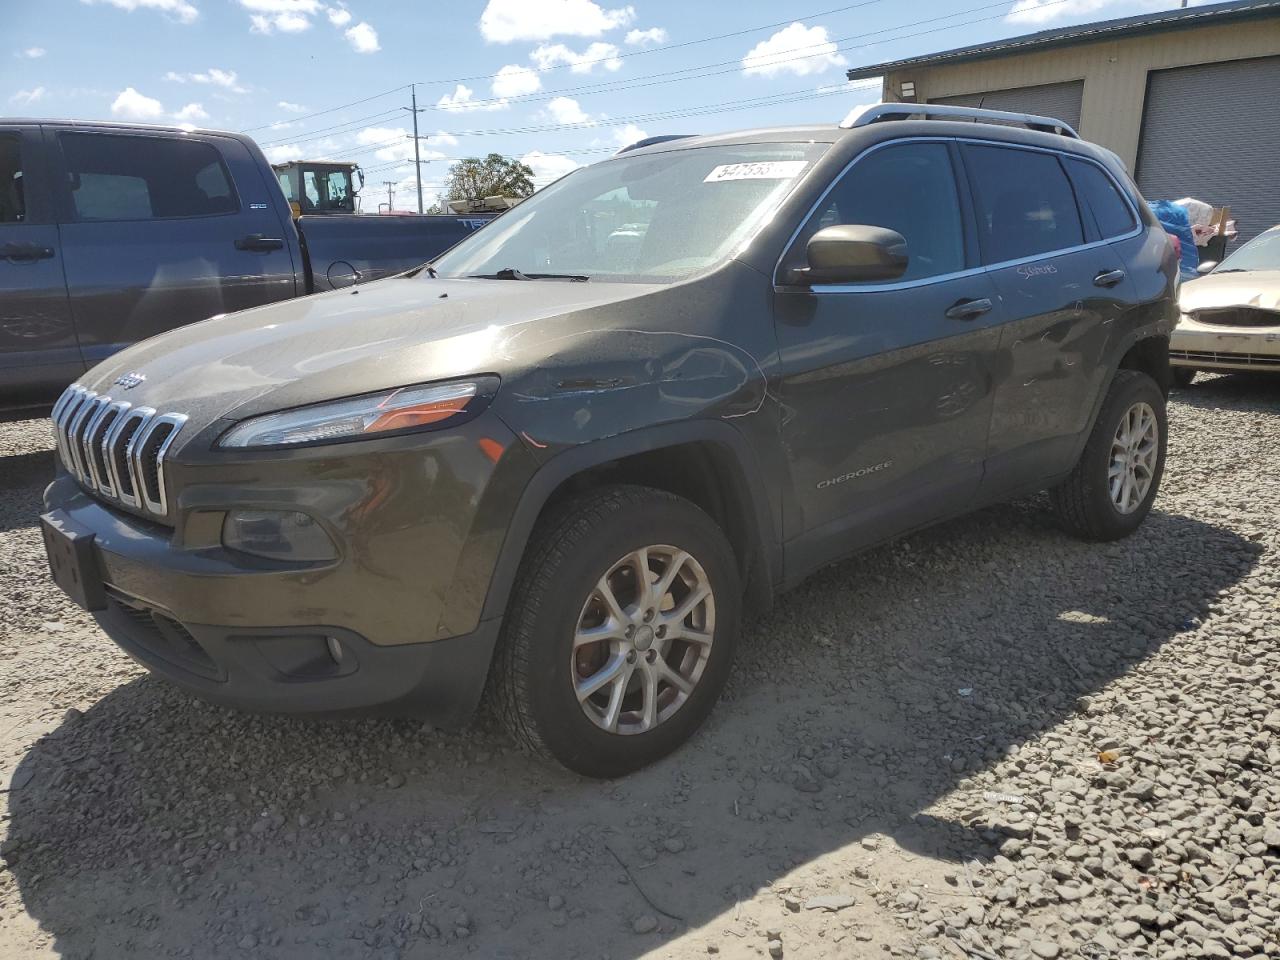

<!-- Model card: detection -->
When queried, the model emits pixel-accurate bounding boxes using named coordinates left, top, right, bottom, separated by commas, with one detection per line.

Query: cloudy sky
left=5, top=0, right=1184, bottom=210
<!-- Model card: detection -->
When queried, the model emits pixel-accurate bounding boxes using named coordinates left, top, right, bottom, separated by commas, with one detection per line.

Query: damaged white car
left=1171, top=225, right=1280, bottom=386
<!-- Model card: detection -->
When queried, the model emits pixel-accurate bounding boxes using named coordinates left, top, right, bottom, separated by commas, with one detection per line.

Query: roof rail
left=614, top=134, right=699, bottom=156
left=841, top=102, right=1080, bottom=139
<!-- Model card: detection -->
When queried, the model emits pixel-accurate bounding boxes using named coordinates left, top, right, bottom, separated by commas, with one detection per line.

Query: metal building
left=846, top=0, right=1280, bottom=241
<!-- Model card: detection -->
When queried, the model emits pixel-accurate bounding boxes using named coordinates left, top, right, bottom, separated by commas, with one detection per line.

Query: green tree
left=445, top=154, right=535, bottom=201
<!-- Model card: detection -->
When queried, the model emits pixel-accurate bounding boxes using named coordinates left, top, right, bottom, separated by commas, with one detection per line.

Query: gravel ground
left=1, top=373, right=1277, bottom=960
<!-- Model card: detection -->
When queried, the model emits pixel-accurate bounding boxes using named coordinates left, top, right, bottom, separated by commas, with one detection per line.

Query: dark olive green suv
left=42, top=105, right=1178, bottom=777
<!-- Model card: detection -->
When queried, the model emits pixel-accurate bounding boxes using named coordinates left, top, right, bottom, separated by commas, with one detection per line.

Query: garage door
left=931, top=80, right=1083, bottom=132
left=1137, top=56, right=1280, bottom=244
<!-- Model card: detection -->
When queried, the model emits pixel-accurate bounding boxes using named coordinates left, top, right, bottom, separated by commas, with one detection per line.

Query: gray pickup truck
left=0, top=119, right=493, bottom=418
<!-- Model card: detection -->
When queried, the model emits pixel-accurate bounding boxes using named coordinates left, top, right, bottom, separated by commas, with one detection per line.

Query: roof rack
left=840, top=102, right=1080, bottom=139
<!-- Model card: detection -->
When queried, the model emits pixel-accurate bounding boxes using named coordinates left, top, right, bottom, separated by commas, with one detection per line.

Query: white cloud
left=492, top=64, right=541, bottom=98
left=742, top=22, right=847, bottom=78
left=110, top=86, right=166, bottom=121
left=164, top=67, right=247, bottom=93
left=81, top=0, right=198, bottom=23
left=432, top=130, right=460, bottom=146
left=173, top=102, right=209, bottom=122
left=545, top=96, right=591, bottom=124
left=611, top=122, right=647, bottom=148
left=264, top=143, right=304, bottom=164
left=251, top=10, right=310, bottom=31
left=345, top=21, right=379, bottom=52
left=9, top=86, right=46, bottom=107
left=624, top=27, right=665, bottom=46
left=356, top=125, right=412, bottom=162
left=277, top=100, right=307, bottom=112
left=326, top=4, right=351, bottom=25
left=435, top=83, right=508, bottom=112
left=521, top=150, right=581, bottom=185
left=1006, top=0, right=1117, bottom=23
left=479, top=0, right=635, bottom=43
left=529, top=41, right=622, bottom=73
left=19, top=47, right=47, bottom=59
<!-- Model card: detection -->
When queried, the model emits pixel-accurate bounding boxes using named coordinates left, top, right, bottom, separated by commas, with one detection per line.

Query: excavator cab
left=273, top=161, right=364, bottom=217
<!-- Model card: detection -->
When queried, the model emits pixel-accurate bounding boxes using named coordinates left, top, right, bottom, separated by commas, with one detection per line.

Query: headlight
left=217, top=376, right=498, bottom=449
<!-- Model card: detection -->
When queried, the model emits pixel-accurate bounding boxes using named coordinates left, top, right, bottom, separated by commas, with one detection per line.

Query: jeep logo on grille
left=114, top=372, right=146, bottom=390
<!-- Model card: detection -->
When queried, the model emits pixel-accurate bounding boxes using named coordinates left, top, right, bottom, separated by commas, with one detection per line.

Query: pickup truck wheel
left=1050, top=369, right=1167, bottom=541
left=494, top=485, right=740, bottom=778
left=1171, top=367, right=1196, bottom=388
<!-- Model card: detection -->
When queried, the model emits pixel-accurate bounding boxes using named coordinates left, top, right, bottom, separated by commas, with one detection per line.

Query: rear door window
left=59, top=132, right=239, bottom=221
left=0, top=134, right=25, bottom=223
left=1064, top=158, right=1137, bottom=239
left=797, top=141, right=966, bottom=283
left=962, top=144, right=1084, bottom=264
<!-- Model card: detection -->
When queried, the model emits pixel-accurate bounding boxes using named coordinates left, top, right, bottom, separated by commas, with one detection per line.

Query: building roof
left=845, top=0, right=1280, bottom=80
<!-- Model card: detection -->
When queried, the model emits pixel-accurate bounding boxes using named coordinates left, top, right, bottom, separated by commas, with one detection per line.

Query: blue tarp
left=1148, top=200, right=1199, bottom=280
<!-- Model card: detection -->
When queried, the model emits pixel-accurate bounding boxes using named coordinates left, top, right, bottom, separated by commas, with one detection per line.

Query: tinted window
left=0, top=135, right=24, bottom=223
left=60, top=133, right=238, bottom=221
left=805, top=142, right=965, bottom=283
left=1065, top=158, right=1136, bottom=239
left=963, top=144, right=1084, bottom=264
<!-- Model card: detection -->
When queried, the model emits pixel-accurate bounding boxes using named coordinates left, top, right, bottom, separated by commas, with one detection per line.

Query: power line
left=242, top=85, right=410, bottom=133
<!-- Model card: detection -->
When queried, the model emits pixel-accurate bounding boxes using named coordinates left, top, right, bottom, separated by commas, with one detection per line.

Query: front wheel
left=1050, top=370, right=1167, bottom=541
left=493, top=485, right=741, bottom=777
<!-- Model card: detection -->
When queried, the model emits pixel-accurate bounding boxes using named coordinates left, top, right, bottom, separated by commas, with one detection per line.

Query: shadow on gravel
left=4, top=498, right=1262, bottom=959
left=1172, top=371, right=1280, bottom=412
left=0, top=449, right=54, bottom=532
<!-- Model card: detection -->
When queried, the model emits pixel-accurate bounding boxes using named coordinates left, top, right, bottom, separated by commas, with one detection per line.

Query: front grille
left=1190, top=307, right=1280, bottom=329
left=51, top=384, right=187, bottom=518
left=1170, top=349, right=1280, bottom=368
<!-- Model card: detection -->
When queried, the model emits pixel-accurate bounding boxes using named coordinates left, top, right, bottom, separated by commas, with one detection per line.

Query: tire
left=1171, top=367, right=1196, bottom=388
left=493, top=485, right=741, bottom=778
left=1050, top=369, right=1167, bottom=541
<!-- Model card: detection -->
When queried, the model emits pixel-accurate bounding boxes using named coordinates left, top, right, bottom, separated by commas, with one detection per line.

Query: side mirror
left=790, top=224, right=909, bottom=285
left=1196, top=261, right=1217, bottom=275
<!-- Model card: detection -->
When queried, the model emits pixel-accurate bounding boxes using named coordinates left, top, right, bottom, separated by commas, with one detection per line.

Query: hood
left=1180, top=270, right=1280, bottom=313
left=81, top=275, right=664, bottom=436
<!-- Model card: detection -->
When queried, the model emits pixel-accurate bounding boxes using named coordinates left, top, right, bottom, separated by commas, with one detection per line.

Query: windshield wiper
left=1210, top=268, right=1249, bottom=274
left=468, top=267, right=589, bottom=282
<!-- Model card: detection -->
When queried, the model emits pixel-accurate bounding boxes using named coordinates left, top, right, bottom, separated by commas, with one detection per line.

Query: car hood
left=1181, top=270, right=1280, bottom=313
left=79, top=275, right=665, bottom=434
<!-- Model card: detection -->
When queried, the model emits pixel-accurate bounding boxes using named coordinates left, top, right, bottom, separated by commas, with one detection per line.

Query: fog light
left=222, top=510, right=338, bottom=562
left=326, top=636, right=345, bottom=664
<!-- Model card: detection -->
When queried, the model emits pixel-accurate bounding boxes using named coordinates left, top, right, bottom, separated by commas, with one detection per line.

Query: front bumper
left=38, top=410, right=532, bottom=720
left=1169, top=320, right=1280, bottom=372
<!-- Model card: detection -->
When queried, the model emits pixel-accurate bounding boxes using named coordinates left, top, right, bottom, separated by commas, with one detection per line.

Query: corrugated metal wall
left=932, top=80, right=1084, bottom=132
left=1136, top=55, right=1280, bottom=244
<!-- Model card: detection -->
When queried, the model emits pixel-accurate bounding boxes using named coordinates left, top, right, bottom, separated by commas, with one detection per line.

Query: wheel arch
left=479, top=420, right=780, bottom=624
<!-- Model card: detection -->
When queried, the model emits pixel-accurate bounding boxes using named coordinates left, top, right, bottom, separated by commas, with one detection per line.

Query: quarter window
left=60, top=133, right=239, bottom=221
left=0, top=135, right=25, bottom=223
left=800, top=141, right=965, bottom=283
left=1064, top=158, right=1136, bottom=239
left=962, top=144, right=1084, bottom=264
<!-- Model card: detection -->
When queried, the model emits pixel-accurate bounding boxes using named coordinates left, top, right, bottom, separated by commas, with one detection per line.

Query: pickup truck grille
left=51, top=384, right=187, bottom=518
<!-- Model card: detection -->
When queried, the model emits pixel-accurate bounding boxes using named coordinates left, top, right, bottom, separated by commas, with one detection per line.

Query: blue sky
left=5, top=0, right=1181, bottom=209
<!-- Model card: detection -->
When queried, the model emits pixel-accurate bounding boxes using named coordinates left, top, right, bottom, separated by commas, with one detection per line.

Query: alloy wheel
left=1109, top=401, right=1159, bottom=514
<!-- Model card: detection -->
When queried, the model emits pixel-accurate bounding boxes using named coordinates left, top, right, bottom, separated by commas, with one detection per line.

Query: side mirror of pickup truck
left=789, top=224, right=909, bottom=286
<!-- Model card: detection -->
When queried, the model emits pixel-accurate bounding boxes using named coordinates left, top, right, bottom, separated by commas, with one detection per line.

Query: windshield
left=430, top=142, right=828, bottom=283
left=1214, top=226, right=1280, bottom=273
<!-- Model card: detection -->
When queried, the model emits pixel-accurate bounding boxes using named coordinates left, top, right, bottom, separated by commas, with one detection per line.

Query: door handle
left=235, top=234, right=285, bottom=252
left=2, top=242, right=55, bottom=262
left=945, top=297, right=993, bottom=321
left=1093, top=268, right=1126, bottom=288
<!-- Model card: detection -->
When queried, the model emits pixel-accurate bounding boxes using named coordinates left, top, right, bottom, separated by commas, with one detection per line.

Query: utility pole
left=403, top=84, right=427, bottom=214
left=382, top=180, right=395, bottom=211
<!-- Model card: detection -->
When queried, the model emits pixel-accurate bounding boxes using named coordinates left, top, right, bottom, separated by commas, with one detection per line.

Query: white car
left=1171, top=225, right=1280, bottom=385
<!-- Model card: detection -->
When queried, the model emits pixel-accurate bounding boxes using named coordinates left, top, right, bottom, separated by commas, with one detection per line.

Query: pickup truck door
left=50, top=128, right=299, bottom=368
left=773, top=140, right=1003, bottom=576
left=0, top=124, right=80, bottom=409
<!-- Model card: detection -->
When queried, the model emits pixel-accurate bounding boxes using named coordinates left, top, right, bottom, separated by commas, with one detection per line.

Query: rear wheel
left=1051, top=370, right=1167, bottom=541
left=494, top=485, right=740, bottom=777
left=1171, top=367, right=1196, bottom=388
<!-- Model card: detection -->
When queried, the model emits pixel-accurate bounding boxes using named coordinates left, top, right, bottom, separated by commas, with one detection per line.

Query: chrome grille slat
left=50, top=384, right=187, bottom=520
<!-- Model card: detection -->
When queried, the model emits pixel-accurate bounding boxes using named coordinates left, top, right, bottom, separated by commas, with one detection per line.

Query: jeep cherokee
left=41, top=104, right=1178, bottom=777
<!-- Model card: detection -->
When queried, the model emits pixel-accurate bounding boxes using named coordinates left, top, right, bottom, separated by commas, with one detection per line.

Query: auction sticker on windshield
left=704, top=160, right=808, bottom=182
